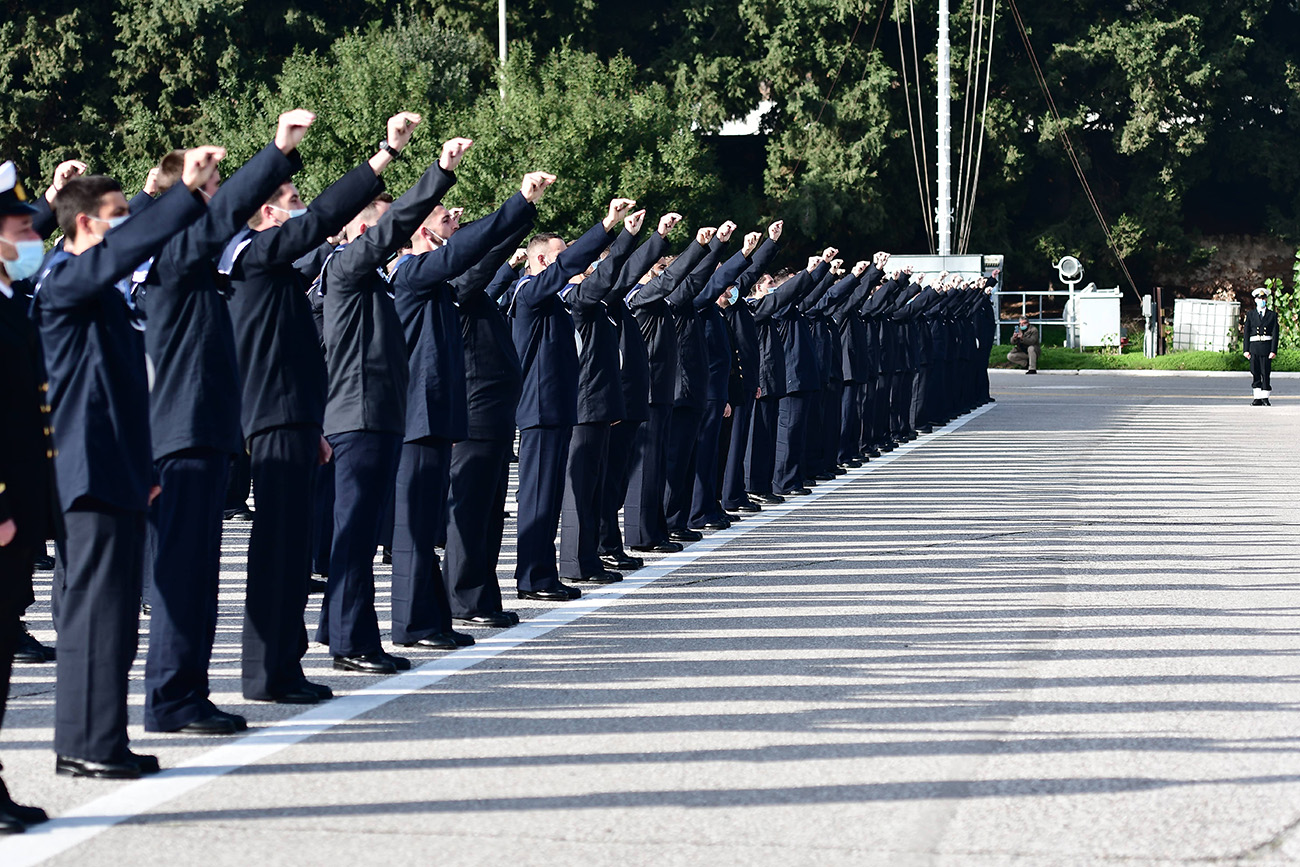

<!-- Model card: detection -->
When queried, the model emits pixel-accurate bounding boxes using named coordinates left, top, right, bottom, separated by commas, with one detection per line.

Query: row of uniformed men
left=0, top=108, right=996, bottom=809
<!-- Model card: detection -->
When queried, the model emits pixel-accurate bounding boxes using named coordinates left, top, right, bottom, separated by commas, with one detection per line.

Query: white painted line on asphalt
left=0, top=403, right=993, bottom=865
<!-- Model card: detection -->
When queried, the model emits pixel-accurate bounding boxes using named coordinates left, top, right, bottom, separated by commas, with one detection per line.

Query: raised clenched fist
left=520, top=171, right=557, bottom=203
left=439, top=137, right=474, bottom=172
left=275, top=109, right=317, bottom=154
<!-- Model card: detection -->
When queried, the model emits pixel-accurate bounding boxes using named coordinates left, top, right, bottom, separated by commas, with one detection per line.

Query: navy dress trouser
left=144, top=448, right=227, bottom=731
left=746, top=396, right=779, bottom=496
left=311, top=459, right=335, bottom=576
left=690, top=398, right=727, bottom=526
left=774, top=391, right=812, bottom=493
left=390, top=437, right=453, bottom=644
left=443, top=437, right=511, bottom=618
left=623, top=404, right=671, bottom=547
left=242, top=426, right=315, bottom=700
left=664, top=405, right=703, bottom=532
left=319, top=430, right=402, bottom=657
left=820, top=383, right=841, bottom=473
left=54, top=499, right=144, bottom=762
left=514, top=425, right=572, bottom=592
left=720, top=391, right=754, bottom=509
left=839, top=383, right=861, bottom=463
left=560, top=422, right=610, bottom=579
left=598, top=419, right=642, bottom=557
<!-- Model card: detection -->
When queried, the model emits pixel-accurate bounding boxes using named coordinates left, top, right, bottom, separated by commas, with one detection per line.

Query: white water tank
left=1063, top=283, right=1122, bottom=348
left=1171, top=299, right=1239, bottom=352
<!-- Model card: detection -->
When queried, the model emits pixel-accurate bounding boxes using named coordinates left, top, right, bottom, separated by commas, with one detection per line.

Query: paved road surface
left=2, top=371, right=1298, bottom=866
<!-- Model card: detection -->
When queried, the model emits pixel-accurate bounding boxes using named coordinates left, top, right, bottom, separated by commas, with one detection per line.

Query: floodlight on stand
left=1056, top=256, right=1084, bottom=348
left=1056, top=256, right=1083, bottom=287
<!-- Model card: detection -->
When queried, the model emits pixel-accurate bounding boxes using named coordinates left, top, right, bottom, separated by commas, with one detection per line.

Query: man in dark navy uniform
left=140, top=111, right=316, bottom=737
left=773, top=249, right=833, bottom=496
left=35, top=148, right=222, bottom=778
left=689, top=229, right=761, bottom=530
left=318, top=126, right=473, bottom=674
left=0, top=162, right=54, bottom=826
left=1245, top=286, right=1280, bottom=405
left=559, top=208, right=644, bottom=584
left=510, top=197, right=632, bottom=601
left=625, top=226, right=713, bottom=552
left=224, top=115, right=406, bottom=704
left=596, top=212, right=681, bottom=569
left=389, top=170, right=550, bottom=647
left=441, top=240, right=532, bottom=627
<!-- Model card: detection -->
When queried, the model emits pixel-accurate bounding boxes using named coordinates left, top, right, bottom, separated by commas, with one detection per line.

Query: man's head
left=1019, top=316, right=1029, bottom=328
left=526, top=232, right=566, bottom=276
left=55, top=175, right=128, bottom=252
left=0, top=161, right=42, bottom=284
left=342, top=194, right=393, bottom=243
left=156, top=149, right=221, bottom=199
left=251, top=182, right=307, bottom=230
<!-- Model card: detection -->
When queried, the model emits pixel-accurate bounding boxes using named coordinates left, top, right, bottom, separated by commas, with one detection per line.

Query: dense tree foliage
left=4, top=0, right=1300, bottom=290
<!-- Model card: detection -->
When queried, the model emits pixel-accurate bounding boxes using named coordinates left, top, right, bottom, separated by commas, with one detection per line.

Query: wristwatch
left=378, top=140, right=402, bottom=160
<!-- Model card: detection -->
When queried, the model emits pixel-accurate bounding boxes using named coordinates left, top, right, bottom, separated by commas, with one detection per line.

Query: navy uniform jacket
left=566, top=227, right=638, bottom=425
left=607, top=232, right=667, bottom=424
left=293, top=239, right=334, bottom=347
left=226, top=161, right=385, bottom=440
left=453, top=225, right=533, bottom=442
left=671, top=237, right=728, bottom=410
left=778, top=261, right=828, bottom=394
left=751, top=264, right=814, bottom=401
left=837, top=265, right=881, bottom=383
left=812, top=272, right=859, bottom=387
left=511, top=220, right=616, bottom=429
left=393, top=190, right=535, bottom=443
left=629, top=238, right=708, bottom=406
left=34, top=183, right=205, bottom=512
left=975, top=286, right=996, bottom=352
left=141, top=142, right=297, bottom=461
left=699, top=248, right=751, bottom=404
left=723, top=239, right=777, bottom=398
left=1245, top=308, right=1280, bottom=354
left=0, top=287, right=57, bottom=546
left=324, top=162, right=456, bottom=438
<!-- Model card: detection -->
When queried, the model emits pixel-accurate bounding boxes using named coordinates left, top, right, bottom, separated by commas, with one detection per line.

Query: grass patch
left=988, top=345, right=1300, bottom=372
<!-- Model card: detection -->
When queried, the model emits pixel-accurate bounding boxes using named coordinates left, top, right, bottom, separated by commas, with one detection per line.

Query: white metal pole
left=936, top=0, right=952, bottom=256
left=498, top=0, right=507, bottom=100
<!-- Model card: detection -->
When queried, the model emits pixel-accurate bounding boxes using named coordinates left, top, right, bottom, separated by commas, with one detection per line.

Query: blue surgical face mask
left=272, top=205, right=307, bottom=219
left=1257, top=298, right=1267, bottom=310
left=727, top=287, right=739, bottom=304
left=1, top=239, right=45, bottom=282
left=99, top=215, right=129, bottom=231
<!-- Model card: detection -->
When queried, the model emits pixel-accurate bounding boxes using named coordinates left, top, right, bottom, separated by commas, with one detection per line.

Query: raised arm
left=628, top=225, right=713, bottom=308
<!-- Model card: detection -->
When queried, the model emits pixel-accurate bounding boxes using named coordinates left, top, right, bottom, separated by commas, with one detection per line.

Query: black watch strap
left=379, top=140, right=402, bottom=160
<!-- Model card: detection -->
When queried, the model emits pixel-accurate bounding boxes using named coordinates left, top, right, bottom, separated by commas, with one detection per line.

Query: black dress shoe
left=306, top=577, right=327, bottom=594
left=728, top=501, right=761, bottom=513
left=1263, top=398, right=1272, bottom=406
left=600, top=552, right=643, bottom=570
left=333, top=653, right=397, bottom=674
left=13, top=626, right=54, bottom=664
left=170, top=710, right=248, bottom=735
left=453, top=612, right=517, bottom=628
left=56, top=755, right=143, bottom=780
left=777, top=487, right=812, bottom=496
left=917, top=425, right=933, bottom=434
left=669, top=529, right=702, bottom=542
left=866, top=447, right=882, bottom=458
left=517, top=585, right=582, bottom=601
left=380, top=547, right=392, bottom=565
left=689, top=520, right=730, bottom=531
left=751, top=492, right=784, bottom=505
left=832, top=466, right=847, bottom=475
left=223, top=507, right=255, bottom=521
left=1251, top=398, right=1263, bottom=406
left=802, top=478, right=818, bottom=487
left=141, top=601, right=152, bottom=616
left=814, top=473, right=835, bottom=481
left=258, top=680, right=331, bottom=704
left=381, top=651, right=412, bottom=670
left=630, top=540, right=683, bottom=553
left=32, top=553, right=55, bottom=571
left=0, top=778, right=47, bottom=827
left=568, top=569, right=622, bottom=584
left=0, top=807, right=23, bottom=834
left=397, top=630, right=475, bottom=649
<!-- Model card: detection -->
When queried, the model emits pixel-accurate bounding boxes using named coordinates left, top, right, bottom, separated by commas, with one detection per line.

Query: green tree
left=444, top=43, right=721, bottom=235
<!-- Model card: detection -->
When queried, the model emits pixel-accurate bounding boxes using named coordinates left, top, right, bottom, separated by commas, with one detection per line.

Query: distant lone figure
left=1007, top=316, right=1040, bottom=374
left=1243, top=286, right=1279, bottom=406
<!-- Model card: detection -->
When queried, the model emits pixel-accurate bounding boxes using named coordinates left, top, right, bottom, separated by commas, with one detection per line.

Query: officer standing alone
left=1244, top=287, right=1279, bottom=405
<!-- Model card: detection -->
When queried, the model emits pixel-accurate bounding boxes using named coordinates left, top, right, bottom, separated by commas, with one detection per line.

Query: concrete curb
left=989, top=368, right=1300, bottom=378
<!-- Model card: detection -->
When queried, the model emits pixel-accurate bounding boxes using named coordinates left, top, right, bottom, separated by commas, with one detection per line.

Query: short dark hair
left=56, top=175, right=123, bottom=241
left=154, top=149, right=187, bottom=195
left=249, top=182, right=296, bottom=229
left=527, top=232, right=563, bottom=258
left=354, top=192, right=393, bottom=226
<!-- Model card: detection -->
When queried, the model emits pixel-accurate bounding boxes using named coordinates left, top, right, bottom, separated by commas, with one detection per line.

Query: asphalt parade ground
left=2, top=370, right=1299, bottom=866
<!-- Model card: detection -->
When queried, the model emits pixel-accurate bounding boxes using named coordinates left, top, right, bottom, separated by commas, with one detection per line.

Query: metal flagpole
left=498, top=0, right=507, bottom=100
left=936, top=0, right=952, bottom=256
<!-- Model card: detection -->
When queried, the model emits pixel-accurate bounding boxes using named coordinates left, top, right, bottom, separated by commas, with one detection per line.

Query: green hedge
left=989, top=345, right=1300, bottom=372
